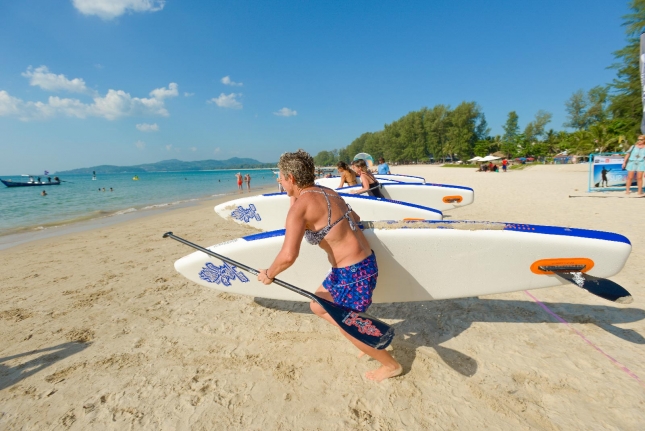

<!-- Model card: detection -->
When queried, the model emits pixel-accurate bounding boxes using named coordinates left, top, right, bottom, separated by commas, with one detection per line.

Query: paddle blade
left=317, top=298, right=395, bottom=350
left=555, top=271, right=633, bottom=304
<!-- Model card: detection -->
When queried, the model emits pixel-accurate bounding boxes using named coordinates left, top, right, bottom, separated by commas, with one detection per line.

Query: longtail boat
left=1, top=176, right=62, bottom=188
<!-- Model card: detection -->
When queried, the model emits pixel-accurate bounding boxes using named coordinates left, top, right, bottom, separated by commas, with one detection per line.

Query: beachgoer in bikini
left=350, top=159, right=385, bottom=198
left=336, top=161, right=358, bottom=188
left=258, top=150, right=401, bottom=382
left=245, top=173, right=251, bottom=191
left=236, top=172, right=243, bottom=192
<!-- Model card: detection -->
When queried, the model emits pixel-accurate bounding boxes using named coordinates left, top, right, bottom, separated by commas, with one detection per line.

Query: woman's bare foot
left=365, top=364, right=403, bottom=382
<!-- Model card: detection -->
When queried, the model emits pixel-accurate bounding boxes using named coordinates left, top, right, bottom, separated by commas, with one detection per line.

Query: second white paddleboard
left=215, top=192, right=442, bottom=231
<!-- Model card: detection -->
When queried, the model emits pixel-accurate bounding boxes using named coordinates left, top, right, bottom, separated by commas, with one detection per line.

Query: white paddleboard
left=314, top=174, right=426, bottom=189
left=174, top=220, right=631, bottom=303
left=215, top=192, right=442, bottom=231
left=340, top=183, right=474, bottom=211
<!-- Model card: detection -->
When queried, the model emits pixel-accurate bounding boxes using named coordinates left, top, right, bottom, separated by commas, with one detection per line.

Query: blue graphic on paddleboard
left=199, top=262, right=249, bottom=286
left=231, top=204, right=261, bottom=223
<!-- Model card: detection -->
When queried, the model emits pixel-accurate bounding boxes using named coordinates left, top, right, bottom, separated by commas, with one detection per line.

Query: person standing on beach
left=245, top=173, right=251, bottom=192
left=502, top=159, right=508, bottom=172
left=622, top=136, right=645, bottom=195
left=376, top=157, right=391, bottom=175
left=235, top=172, right=243, bottom=193
left=258, top=150, right=402, bottom=382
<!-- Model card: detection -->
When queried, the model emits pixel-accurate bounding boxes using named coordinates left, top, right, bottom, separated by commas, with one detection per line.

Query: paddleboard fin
left=541, top=266, right=633, bottom=304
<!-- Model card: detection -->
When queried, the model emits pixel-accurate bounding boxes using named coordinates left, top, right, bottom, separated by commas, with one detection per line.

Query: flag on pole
left=640, top=32, right=645, bottom=134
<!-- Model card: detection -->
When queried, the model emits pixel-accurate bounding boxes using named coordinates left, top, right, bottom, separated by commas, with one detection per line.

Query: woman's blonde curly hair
left=278, top=149, right=315, bottom=188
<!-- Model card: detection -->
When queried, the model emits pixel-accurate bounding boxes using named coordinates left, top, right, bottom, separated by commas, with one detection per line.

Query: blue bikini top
left=300, top=186, right=356, bottom=245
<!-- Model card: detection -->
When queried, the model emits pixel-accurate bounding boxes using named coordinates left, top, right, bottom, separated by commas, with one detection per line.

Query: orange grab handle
left=442, top=195, right=463, bottom=203
left=530, top=258, right=595, bottom=275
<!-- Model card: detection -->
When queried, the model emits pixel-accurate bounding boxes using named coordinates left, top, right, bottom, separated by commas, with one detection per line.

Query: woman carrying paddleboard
left=350, top=159, right=386, bottom=198
left=258, top=150, right=402, bottom=382
left=336, top=160, right=358, bottom=187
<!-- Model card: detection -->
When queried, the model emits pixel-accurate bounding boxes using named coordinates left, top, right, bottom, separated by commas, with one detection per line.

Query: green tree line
left=314, top=0, right=645, bottom=166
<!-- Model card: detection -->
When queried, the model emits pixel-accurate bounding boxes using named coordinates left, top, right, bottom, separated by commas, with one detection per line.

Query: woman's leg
left=638, top=172, right=644, bottom=195
left=309, top=286, right=402, bottom=382
left=626, top=171, right=635, bottom=194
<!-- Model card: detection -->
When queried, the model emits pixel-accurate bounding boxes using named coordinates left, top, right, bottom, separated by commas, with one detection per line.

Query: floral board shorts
left=322, top=251, right=378, bottom=312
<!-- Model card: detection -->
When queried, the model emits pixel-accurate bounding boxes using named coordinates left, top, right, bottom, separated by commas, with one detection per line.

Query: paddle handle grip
left=163, top=232, right=317, bottom=302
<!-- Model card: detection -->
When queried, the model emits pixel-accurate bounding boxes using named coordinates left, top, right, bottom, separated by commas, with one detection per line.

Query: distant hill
left=55, top=158, right=276, bottom=174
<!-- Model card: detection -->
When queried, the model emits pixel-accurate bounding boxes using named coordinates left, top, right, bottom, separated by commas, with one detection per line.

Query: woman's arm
left=623, top=150, right=632, bottom=169
left=351, top=172, right=372, bottom=194
left=259, top=202, right=307, bottom=284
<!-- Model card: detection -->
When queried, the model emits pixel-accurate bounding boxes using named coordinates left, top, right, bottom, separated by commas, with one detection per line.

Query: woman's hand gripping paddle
left=163, top=232, right=395, bottom=350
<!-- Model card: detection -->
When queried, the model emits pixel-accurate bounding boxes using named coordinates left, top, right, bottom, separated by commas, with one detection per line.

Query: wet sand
left=0, top=164, right=644, bottom=429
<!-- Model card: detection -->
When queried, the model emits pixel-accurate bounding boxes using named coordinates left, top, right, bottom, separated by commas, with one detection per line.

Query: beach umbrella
left=353, top=152, right=375, bottom=168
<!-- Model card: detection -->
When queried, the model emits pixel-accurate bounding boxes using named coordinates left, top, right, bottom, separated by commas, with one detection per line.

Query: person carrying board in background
left=336, top=161, right=358, bottom=188
left=351, top=159, right=386, bottom=199
left=258, top=150, right=402, bottom=382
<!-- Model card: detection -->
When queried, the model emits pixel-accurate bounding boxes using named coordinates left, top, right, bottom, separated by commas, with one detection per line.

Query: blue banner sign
left=589, top=153, right=635, bottom=191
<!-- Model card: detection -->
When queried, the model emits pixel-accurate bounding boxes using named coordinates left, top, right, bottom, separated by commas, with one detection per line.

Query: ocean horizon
left=0, top=169, right=280, bottom=237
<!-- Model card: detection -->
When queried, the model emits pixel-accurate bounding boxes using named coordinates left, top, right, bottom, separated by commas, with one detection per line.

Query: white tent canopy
left=480, top=155, right=502, bottom=162
left=468, top=156, right=483, bottom=162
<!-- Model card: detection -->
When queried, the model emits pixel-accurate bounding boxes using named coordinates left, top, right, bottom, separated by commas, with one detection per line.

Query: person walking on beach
left=235, top=172, right=243, bottom=193
left=245, top=173, right=251, bottom=192
left=258, top=150, right=402, bottom=382
left=376, top=157, right=391, bottom=175
left=351, top=159, right=385, bottom=198
left=622, top=136, right=645, bottom=195
left=336, top=161, right=358, bottom=188
left=502, top=159, right=508, bottom=172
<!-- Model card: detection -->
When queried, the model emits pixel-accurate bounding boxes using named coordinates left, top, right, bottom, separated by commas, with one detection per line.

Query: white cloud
left=221, top=76, right=243, bottom=87
left=135, top=140, right=146, bottom=149
left=0, top=72, right=179, bottom=121
left=184, top=92, right=194, bottom=97
left=274, top=107, right=297, bottom=117
left=165, top=144, right=172, bottom=151
left=136, top=122, right=158, bottom=132
left=149, top=83, right=178, bottom=99
left=190, top=146, right=197, bottom=152
left=72, top=0, right=165, bottom=20
left=209, top=93, right=242, bottom=109
left=22, top=66, right=93, bottom=95
left=214, top=147, right=221, bottom=154
left=0, top=91, right=23, bottom=116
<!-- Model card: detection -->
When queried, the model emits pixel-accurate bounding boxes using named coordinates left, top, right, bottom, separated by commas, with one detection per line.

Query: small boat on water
left=1, top=175, right=62, bottom=188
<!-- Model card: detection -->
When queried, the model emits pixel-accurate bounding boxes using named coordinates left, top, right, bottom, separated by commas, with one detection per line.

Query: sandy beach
left=1, top=164, right=644, bottom=430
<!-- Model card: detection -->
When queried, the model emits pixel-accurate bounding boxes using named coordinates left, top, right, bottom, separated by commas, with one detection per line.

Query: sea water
left=0, top=169, right=279, bottom=236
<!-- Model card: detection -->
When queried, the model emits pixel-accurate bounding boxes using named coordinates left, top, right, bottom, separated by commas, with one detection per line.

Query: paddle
left=539, top=265, right=633, bottom=304
left=163, top=232, right=395, bottom=350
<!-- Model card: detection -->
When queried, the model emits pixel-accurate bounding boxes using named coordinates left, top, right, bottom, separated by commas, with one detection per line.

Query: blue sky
left=0, top=0, right=630, bottom=174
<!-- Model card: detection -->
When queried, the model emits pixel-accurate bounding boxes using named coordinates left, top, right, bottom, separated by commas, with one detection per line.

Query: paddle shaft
left=163, top=232, right=320, bottom=303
